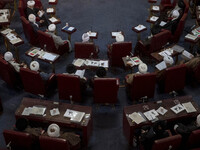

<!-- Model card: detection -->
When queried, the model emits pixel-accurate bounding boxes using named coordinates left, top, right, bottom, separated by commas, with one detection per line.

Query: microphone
left=130, top=52, right=134, bottom=57
left=89, top=52, right=94, bottom=58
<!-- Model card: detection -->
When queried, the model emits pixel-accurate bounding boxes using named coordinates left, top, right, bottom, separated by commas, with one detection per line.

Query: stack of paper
left=135, top=25, right=146, bottom=31
left=144, top=109, right=159, bottom=121
left=1, top=28, right=12, bottom=35
left=185, top=34, right=198, bottom=41
left=128, top=112, right=146, bottom=124
left=172, top=45, right=184, bottom=53
left=64, top=109, right=85, bottom=123
left=170, top=104, right=185, bottom=114
left=160, top=21, right=167, bottom=26
left=155, top=61, right=167, bottom=71
left=22, top=106, right=46, bottom=116
left=152, top=6, right=160, bottom=11
left=182, top=50, right=193, bottom=60
left=42, top=52, right=57, bottom=61
left=150, top=16, right=159, bottom=22
left=49, top=17, right=58, bottom=23
left=182, top=102, right=197, bottom=113
left=156, top=107, right=168, bottom=115
left=73, top=59, right=85, bottom=67
left=75, top=69, right=85, bottom=78
left=6, top=33, right=17, bottom=41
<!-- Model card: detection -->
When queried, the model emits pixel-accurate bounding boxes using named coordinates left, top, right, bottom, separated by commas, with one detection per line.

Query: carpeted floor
left=0, top=0, right=200, bottom=149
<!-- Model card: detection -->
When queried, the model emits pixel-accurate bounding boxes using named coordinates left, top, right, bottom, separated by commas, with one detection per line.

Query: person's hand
left=39, top=20, right=44, bottom=23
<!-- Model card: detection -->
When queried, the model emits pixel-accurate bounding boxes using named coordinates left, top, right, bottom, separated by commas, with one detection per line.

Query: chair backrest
left=183, top=0, right=189, bottom=14
left=164, top=64, right=186, bottom=93
left=20, top=16, right=38, bottom=46
left=130, top=73, right=156, bottom=101
left=37, top=30, right=58, bottom=53
left=3, top=130, right=33, bottom=150
left=18, top=0, right=26, bottom=18
left=21, top=0, right=43, bottom=9
left=74, top=42, right=98, bottom=59
left=93, top=78, right=119, bottom=104
left=39, top=136, right=70, bottom=150
left=152, top=134, right=182, bottom=150
left=57, top=74, right=82, bottom=102
left=150, top=30, right=171, bottom=53
left=109, top=42, right=132, bottom=67
left=0, top=56, right=18, bottom=87
left=20, top=68, right=46, bottom=95
left=186, top=129, right=200, bottom=149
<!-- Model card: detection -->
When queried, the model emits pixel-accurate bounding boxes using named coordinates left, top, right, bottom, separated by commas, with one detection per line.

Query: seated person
left=139, top=120, right=169, bottom=150
left=4, top=52, right=27, bottom=72
left=46, top=24, right=71, bottom=51
left=26, top=0, right=49, bottom=27
left=46, top=123, right=81, bottom=149
left=174, top=114, right=200, bottom=142
left=125, top=63, right=148, bottom=85
left=14, top=118, right=44, bottom=137
left=108, top=33, right=124, bottom=53
left=82, top=33, right=90, bottom=43
left=29, top=61, right=52, bottom=81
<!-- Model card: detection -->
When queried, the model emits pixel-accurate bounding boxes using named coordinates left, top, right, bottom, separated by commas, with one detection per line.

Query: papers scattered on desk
left=150, top=16, right=159, bottom=22
left=42, top=52, right=57, bottom=61
left=155, top=61, right=167, bottom=71
left=159, top=48, right=173, bottom=57
left=128, top=56, right=143, bottom=66
left=64, top=109, right=85, bottom=123
left=172, top=45, right=184, bottom=53
left=135, top=24, right=146, bottom=31
left=152, top=6, right=160, bottom=11
left=49, top=17, right=58, bottom=23
left=85, top=60, right=99, bottom=66
left=182, top=102, right=197, bottom=113
left=47, top=8, right=54, bottom=13
left=50, top=108, right=60, bottom=116
left=144, top=109, right=159, bottom=121
left=62, top=26, right=75, bottom=32
left=49, top=0, right=56, bottom=2
left=22, top=106, right=46, bottom=116
left=75, top=69, right=85, bottom=78
left=128, top=112, right=146, bottom=124
left=68, top=27, right=75, bottom=31
left=182, top=50, right=193, bottom=60
left=156, top=107, right=168, bottom=115
left=99, top=60, right=109, bottom=68
left=87, top=32, right=97, bottom=37
left=6, top=33, right=17, bottom=41
left=112, top=31, right=122, bottom=37
left=0, top=16, right=8, bottom=22
left=28, top=47, right=40, bottom=57
left=73, top=59, right=85, bottom=67
left=1, top=28, right=12, bottom=35
left=185, top=34, right=198, bottom=41
left=171, top=104, right=185, bottom=114
left=160, top=21, right=167, bottom=26
left=10, top=38, right=22, bottom=44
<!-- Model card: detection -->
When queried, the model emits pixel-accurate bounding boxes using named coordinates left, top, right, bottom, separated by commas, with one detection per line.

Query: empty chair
left=3, top=129, right=35, bottom=150
left=126, top=73, right=156, bottom=102
left=0, top=55, right=20, bottom=88
left=134, top=30, right=171, bottom=57
left=57, top=74, right=83, bottom=102
left=74, top=42, right=99, bottom=59
left=39, top=135, right=70, bottom=150
left=158, top=64, right=187, bottom=93
left=186, top=129, right=200, bottom=149
left=93, top=78, right=119, bottom=104
left=151, top=134, right=182, bottom=150
left=107, top=42, right=132, bottom=67
left=37, top=30, right=70, bottom=55
left=19, top=67, right=56, bottom=96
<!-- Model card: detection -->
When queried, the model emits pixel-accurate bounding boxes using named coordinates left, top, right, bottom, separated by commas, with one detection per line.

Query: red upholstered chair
left=57, top=74, right=82, bottom=102
left=0, top=55, right=20, bottom=88
left=3, top=129, right=35, bottom=150
left=126, top=73, right=156, bottom=102
left=151, top=134, right=182, bottom=150
left=20, top=16, right=39, bottom=46
left=39, top=136, right=70, bottom=150
left=93, top=78, right=119, bottom=104
left=0, top=97, right=3, bottom=113
left=107, top=42, right=132, bottom=67
left=134, top=30, right=171, bottom=57
left=18, top=0, right=26, bottom=18
left=19, top=68, right=56, bottom=96
left=186, top=129, right=200, bottom=149
left=37, top=30, right=70, bottom=55
left=160, top=0, right=177, bottom=12
left=158, top=64, right=187, bottom=93
left=74, top=42, right=99, bottom=59
left=186, top=60, right=200, bottom=83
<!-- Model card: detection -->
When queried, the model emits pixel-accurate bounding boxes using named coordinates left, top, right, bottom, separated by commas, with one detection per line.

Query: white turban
left=138, top=63, right=148, bottom=74
left=27, top=0, right=35, bottom=7
left=47, top=124, right=60, bottom=138
left=82, top=33, right=90, bottom=42
left=4, top=52, right=13, bottom=61
left=164, top=56, right=174, bottom=65
left=28, top=14, right=36, bottom=23
left=30, top=61, right=39, bottom=71
left=172, top=10, right=180, bottom=19
left=116, top=34, right=124, bottom=42
left=196, top=114, right=200, bottom=126
left=48, top=24, right=56, bottom=32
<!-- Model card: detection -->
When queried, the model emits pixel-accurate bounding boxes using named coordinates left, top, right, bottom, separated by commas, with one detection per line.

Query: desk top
left=48, top=0, right=58, bottom=5
left=46, top=8, right=56, bottom=15
left=15, top=97, right=92, bottom=128
left=132, top=25, right=147, bottom=33
left=111, top=31, right=124, bottom=38
left=62, top=26, right=77, bottom=34
left=49, top=16, right=61, bottom=24
left=124, top=96, right=200, bottom=128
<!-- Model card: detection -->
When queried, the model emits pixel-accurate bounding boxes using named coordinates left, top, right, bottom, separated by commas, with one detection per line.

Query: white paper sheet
left=182, top=50, right=193, bottom=60
left=73, top=59, right=85, bottom=67
left=150, top=16, right=159, bottom=21
left=49, top=17, right=58, bottom=23
left=171, top=104, right=185, bottom=114
left=87, top=32, right=97, bottom=37
left=42, top=52, right=57, bottom=61
left=160, top=21, right=167, bottom=26
left=128, top=112, right=146, bottom=124
left=185, top=34, right=198, bottom=41
left=156, top=107, right=168, bottom=115
left=47, top=8, right=54, bottom=13
left=152, top=6, right=159, bottom=11
left=1, top=28, right=12, bottom=35
left=135, top=24, right=146, bottom=31
left=172, top=45, right=184, bottom=53
left=75, top=69, right=85, bottom=78
left=155, top=61, right=167, bottom=71
left=99, top=60, right=109, bottom=68
left=68, top=27, right=75, bottom=31
left=50, top=108, right=60, bottom=116
left=182, top=102, right=197, bottom=113
left=112, top=31, right=122, bottom=37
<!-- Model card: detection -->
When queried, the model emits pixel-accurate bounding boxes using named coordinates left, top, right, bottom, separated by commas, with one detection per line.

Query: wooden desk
left=48, top=0, right=58, bottom=9
left=15, top=97, right=93, bottom=146
left=123, top=96, right=200, bottom=145
left=26, top=47, right=60, bottom=73
left=111, top=31, right=124, bottom=39
left=48, top=16, right=61, bottom=25
left=46, top=8, right=56, bottom=17
left=87, top=31, right=98, bottom=42
left=62, top=26, right=77, bottom=42
left=132, top=25, right=147, bottom=41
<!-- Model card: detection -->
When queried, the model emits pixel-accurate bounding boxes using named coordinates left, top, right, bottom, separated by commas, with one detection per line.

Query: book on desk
left=62, top=26, right=75, bottom=32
